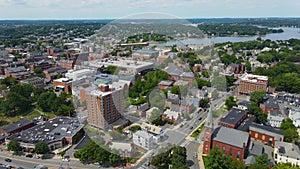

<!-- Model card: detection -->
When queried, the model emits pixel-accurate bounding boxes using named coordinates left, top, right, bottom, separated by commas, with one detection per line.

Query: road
left=186, top=141, right=200, bottom=169
left=0, top=152, right=101, bottom=169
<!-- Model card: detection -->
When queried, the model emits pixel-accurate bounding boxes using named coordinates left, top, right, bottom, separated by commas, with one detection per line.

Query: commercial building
left=6, top=117, right=84, bottom=151
left=89, top=58, right=154, bottom=75
left=274, top=141, right=300, bottom=166
left=86, top=80, right=129, bottom=130
left=65, top=69, right=96, bottom=81
left=238, top=74, right=268, bottom=96
left=132, top=130, right=154, bottom=151
left=132, top=49, right=159, bottom=60
left=249, top=123, right=284, bottom=146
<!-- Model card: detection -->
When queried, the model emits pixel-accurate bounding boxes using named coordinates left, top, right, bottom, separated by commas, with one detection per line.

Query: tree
left=225, top=96, right=237, bottom=110
left=248, top=155, right=269, bottom=169
left=211, top=76, right=227, bottom=91
left=280, top=118, right=299, bottom=142
left=196, top=78, right=211, bottom=89
left=35, top=141, right=50, bottom=154
left=250, top=90, right=266, bottom=105
left=171, top=146, right=188, bottom=169
left=170, top=85, right=180, bottom=95
left=205, top=147, right=228, bottom=169
left=7, top=139, right=21, bottom=153
left=248, top=103, right=267, bottom=124
left=245, top=60, right=251, bottom=72
left=199, top=98, right=209, bottom=108
left=273, top=163, right=300, bottom=169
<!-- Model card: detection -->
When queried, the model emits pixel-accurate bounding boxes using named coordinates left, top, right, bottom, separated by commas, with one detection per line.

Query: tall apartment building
left=86, top=81, right=128, bottom=130
left=238, top=74, right=268, bottom=96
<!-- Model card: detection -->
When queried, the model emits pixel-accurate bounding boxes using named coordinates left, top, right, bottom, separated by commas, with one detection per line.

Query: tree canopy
left=35, top=141, right=50, bottom=154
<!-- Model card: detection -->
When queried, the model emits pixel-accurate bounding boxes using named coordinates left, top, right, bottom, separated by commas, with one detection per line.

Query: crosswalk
left=180, top=139, right=191, bottom=147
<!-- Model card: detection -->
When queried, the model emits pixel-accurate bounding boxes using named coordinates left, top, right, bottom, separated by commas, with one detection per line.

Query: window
left=237, top=151, right=240, bottom=158
left=262, top=135, right=265, bottom=140
left=222, top=146, right=226, bottom=151
left=255, top=133, right=258, bottom=138
left=275, top=154, right=277, bottom=159
left=229, top=148, right=233, bottom=156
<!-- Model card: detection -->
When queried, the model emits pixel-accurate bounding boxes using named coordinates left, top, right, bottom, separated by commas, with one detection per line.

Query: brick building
left=158, top=80, right=173, bottom=90
left=53, top=78, right=72, bottom=93
left=249, top=123, right=284, bottom=146
left=0, top=119, right=35, bottom=136
left=203, top=105, right=250, bottom=161
left=219, top=107, right=248, bottom=129
left=260, top=97, right=280, bottom=113
left=238, top=74, right=268, bottom=96
left=86, top=80, right=129, bottom=130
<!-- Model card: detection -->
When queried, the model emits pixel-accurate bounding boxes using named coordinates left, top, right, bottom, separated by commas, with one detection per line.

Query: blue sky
left=0, top=0, right=299, bottom=19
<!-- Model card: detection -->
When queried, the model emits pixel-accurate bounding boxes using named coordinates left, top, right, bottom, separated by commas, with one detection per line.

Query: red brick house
left=219, top=107, right=248, bottom=129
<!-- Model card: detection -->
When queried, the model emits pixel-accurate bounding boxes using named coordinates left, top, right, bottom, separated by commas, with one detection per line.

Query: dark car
left=190, top=126, right=194, bottom=130
left=198, top=117, right=202, bottom=121
left=26, top=154, right=33, bottom=158
left=5, top=158, right=12, bottom=162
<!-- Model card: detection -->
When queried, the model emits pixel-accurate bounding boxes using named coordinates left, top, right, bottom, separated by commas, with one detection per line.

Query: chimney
left=100, top=85, right=109, bottom=92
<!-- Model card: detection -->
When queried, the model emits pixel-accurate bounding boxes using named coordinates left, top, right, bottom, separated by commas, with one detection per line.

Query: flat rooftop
left=89, top=58, right=154, bottom=70
left=240, top=74, right=268, bottom=83
left=220, top=107, right=247, bottom=126
left=8, top=117, right=84, bottom=145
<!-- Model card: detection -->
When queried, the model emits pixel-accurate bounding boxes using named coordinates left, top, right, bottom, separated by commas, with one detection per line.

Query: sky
left=0, top=0, right=300, bottom=19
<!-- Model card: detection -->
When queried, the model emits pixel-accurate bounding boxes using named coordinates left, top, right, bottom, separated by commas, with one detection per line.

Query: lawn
left=191, top=122, right=206, bottom=138
left=0, top=109, right=56, bottom=127
left=212, top=105, right=227, bottom=120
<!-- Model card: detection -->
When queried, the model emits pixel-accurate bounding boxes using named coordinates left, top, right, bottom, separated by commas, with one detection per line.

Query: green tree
left=280, top=118, right=299, bottom=142
left=245, top=60, right=251, bottom=72
left=170, top=85, right=180, bottom=95
left=35, top=141, right=50, bottom=154
left=250, top=90, right=266, bottom=104
left=225, top=96, right=237, bottom=110
left=171, top=146, right=188, bottom=169
left=273, top=163, right=300, bottom=169
left=199, top=98, right=209, bottom=108
left=7, top=139, right=21, bottom=153
left=248, top=155, right=269, bottom=169
left=205, top=147, right=228, bottom=169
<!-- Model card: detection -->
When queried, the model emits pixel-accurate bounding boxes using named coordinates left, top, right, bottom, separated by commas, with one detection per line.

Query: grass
left=0, top=109, right=56, bottom=127
left=212, top=105, right=227, bottom=120
left=84, top=124, right=100, bottom=135
left=191, top=122, right=206, bottom=138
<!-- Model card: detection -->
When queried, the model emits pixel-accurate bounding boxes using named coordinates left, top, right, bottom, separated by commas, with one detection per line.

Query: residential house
left=274, top=141, right=300, bottom=166
left=132, top=130, right=154, bottom=151
left=267, top=110, right=284, bottom=128
left=249, top=123, right=284, bottom=146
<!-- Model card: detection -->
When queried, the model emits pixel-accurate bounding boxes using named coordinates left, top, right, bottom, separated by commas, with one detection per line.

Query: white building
left=289, top=109, right=300, bottom=127
left=133, top=130, right=154, bottom=150
left=65, top=69, right=96, bottom=81
left=274, top=141, right=300, bottom=166
left=268, top=110, right=284, bottom=128
left=141, top=122, right=164, bottom=143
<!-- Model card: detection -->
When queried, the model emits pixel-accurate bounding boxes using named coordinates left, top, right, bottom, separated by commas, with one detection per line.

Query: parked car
left=25, top=154, right=33, bottom=158
left=4, top=158, right=12, bottom=162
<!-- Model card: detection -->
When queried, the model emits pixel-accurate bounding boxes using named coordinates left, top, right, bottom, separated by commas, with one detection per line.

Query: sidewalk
left=197, top=143, right=205, bottom=169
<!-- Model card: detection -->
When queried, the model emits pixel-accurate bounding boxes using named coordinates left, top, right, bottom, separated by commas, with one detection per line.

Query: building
left=20, top=77, right=45, bottom=88
left=260, top=97, right=280, bottom=113
left=238, top=74, right=268, bottom=96
left=89, top=58, right=154, bottom=75
left=158, top=80, right=173, bottom=90
left=203, top=105, right=250, bottom=160
left=141, top=122, right=164, bottom=143
left=43, top=67, right=67, bottom=80
left=132, top=49, right=159, bottom=60
left=53, top=78, right=72, bottom=93
left=267, top=110, right=284, bottom=128
left=0, top=119, right=35, bottom=136
left=136, top=103, right=149, bottom=118
left=219, top=107, right=248, bottom=129
left=29, top=60, right=53, bottom=71
left=109, top=142, right=134, bottom=158
left=132, top=130, right=154, bottom=151
left=86, top=80, right=129, bottom=130
left=4, top=66, right=34, bottom=80
left=274, top=141, right=300, bottom=166
left=6, top=117, right=84, bottom=151
left=65, top=69, right=96, bottom=81
left=249, top=123, right=284, bottom=146
left=237, top=101, right=251, bottom=111
left=289, top=109, right=300, bottom=127
left=162, top=109, right=181, bottom=123
left=58, top=59, right=76, bottom=70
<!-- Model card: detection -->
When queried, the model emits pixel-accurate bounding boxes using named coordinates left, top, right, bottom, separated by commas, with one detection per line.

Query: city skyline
left=0, top=0, right=299, bottom=20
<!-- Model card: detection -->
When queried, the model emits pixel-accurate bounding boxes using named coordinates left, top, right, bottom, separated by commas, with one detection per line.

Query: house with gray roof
left=274, top=141, right=300, bottom=166
left=267, top=110, right=284, bottom=128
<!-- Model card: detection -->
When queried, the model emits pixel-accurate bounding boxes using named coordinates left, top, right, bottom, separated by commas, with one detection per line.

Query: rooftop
left=158, top=80, right=174, bottom=86
left=133, top=130, right=153, bottom=139
left=275, top=141, right=300, bottom=159
left=220, top=107, right=247, bottom=126
left=8, top=117, right=84, bottom=144
left=213, top=126, right=250, bottom=148
left=1, top=119, right=33, bottom=133
left=240, top=74, right=268, bottom=83
left=141, top=122, right=163, bottom=135
left=249, top=123, right=283, bottom=138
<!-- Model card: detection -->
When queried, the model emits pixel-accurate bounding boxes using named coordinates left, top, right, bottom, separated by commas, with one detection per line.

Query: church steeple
left=203, top=101, right=214, bottom=155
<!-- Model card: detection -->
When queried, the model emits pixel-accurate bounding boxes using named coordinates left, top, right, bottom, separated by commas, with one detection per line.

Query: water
left=211, top=27, right=300, bottom=43
left=150, top=27, right=300, bottom=47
